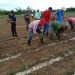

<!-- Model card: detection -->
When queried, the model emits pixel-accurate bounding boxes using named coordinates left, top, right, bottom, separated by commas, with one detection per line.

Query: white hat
left=61, top=7, right=65, bottom=11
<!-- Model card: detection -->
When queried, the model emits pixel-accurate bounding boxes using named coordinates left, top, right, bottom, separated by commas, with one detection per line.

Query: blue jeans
left=28, top=28, right=33, bottom=45
left=28, top=28, right=44, bottom=45
left=43, top=22, right=49, bottom=35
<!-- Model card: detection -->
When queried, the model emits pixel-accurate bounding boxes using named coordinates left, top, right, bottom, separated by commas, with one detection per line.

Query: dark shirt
left=10, top=16, right=16, bottom=25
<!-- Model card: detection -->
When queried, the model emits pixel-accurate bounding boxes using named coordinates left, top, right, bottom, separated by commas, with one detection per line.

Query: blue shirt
left=56, top=9, right=64, bottom=23
left=10, top=16, right=16, bottom=25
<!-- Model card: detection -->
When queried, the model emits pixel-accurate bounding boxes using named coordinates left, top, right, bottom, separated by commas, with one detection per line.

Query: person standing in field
left=8, top=11, right=17, bottom=38
left=34, top=10, right=41, bottom=20
left=42, top=7, right=52, bottom=36
left=24, top=11, right=31, bottom=30
left=54, top=7, right=65, bottom=23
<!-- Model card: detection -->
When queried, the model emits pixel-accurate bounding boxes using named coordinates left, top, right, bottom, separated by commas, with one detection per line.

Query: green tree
left=15, top=7, right=23, bottom=15
left=66, top=7, right=75, bottom=12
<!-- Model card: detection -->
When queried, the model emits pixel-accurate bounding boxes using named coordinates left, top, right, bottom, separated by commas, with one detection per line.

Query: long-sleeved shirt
left=29, top=20, right=40, bottom=34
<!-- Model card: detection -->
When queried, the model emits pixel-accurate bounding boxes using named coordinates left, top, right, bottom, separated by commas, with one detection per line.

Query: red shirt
left=42, top=10, right=51, bottom=22
left=40, top=18, right=46, bottom=26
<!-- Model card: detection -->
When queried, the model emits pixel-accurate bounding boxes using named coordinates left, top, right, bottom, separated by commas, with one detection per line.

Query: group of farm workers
left=7, top=7, right=75, bottom=46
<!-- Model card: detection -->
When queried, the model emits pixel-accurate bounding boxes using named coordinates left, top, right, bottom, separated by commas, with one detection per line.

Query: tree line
left=0, top=7, right=75, bottom=15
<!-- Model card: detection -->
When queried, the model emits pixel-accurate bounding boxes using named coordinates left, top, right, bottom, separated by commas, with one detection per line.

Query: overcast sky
left=0, top=0, right=75, bottom=10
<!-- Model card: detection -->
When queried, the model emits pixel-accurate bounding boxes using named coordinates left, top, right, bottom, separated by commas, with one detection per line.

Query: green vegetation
left=0, top=7, right=33, bottom=15
left=66, top=7, right=75, bottom=12
left=0, top=7, right=75, bottom=16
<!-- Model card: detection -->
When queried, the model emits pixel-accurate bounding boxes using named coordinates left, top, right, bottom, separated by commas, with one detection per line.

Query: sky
left=0, top=0, right=75, bottom=11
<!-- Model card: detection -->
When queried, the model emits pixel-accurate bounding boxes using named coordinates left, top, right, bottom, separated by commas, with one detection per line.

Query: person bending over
left=28, top=19, right=45, bottom=46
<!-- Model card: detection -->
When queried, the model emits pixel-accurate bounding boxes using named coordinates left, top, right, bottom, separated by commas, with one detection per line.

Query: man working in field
left=28, top=19, right=45, bottom=45
left=50, top=18, right=66, bottom=40
left=42, top=7, right=52, bottom=36
left=66, top=17, right=75, bottom=30
left=54, top=7, right=65, bottom=23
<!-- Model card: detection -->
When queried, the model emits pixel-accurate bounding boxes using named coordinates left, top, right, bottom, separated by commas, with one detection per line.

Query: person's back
left=28, top=20, right=44, bottom=45
left=42, top=10, right=51, bottom=22
left=67, top=17, right=75, bottom=24
left=35, top=10, right=41, bottom=20
left=66, top=17, right=75, bottom=30
left=56, top=9, right=64, bottom=23
left=29, top=20, right=40, bottom=33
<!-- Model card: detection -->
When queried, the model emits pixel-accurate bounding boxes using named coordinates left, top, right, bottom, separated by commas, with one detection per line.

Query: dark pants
left=70, top=24, right=74, bottom=30
left=28, top=28, right=44, bottom=45
left=69, top=22, right=74, bottom=30
left=11, top=24, right=17, bottom=37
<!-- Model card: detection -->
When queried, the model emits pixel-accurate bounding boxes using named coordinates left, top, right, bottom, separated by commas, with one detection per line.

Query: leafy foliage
left=66, top=7, right=75, bottom=12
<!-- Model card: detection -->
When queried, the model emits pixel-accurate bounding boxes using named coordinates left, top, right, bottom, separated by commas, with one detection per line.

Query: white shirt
left=29, top=20, right=40, bottom=33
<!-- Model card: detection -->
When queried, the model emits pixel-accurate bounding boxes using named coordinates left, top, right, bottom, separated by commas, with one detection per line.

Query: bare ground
left=0, top=13, right=75, bottom=75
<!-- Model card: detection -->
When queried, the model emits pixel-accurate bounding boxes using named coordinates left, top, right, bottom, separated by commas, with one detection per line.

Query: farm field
left=0, top=12, right=75, bottom=75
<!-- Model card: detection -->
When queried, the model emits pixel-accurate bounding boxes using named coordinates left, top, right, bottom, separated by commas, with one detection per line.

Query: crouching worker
left=66, top=17, right=75, bottom=30
left=51, top=18, right=65, bottom=40
left=28, top=19, right=45, bottom=46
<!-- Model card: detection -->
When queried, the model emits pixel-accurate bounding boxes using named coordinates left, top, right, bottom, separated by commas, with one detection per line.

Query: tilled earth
left=0, top=15, right=75, bottom=75
left=28, top=53, right=75, bottom=75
